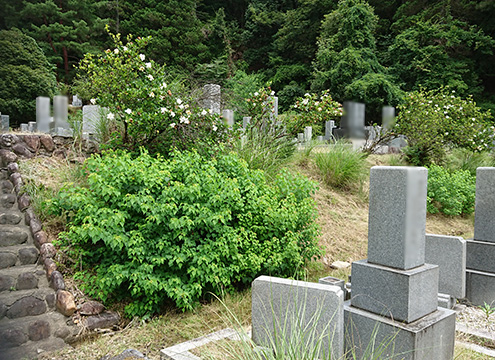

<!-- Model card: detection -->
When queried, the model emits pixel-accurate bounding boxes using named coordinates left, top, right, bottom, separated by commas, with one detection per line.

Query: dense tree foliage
left=1, top=0, right=494, bottom=120
left=0, top=29, right=57, bottom=124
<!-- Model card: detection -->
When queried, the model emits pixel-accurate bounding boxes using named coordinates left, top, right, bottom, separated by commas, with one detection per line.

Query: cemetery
left=1, top=1, right=495, bottom=359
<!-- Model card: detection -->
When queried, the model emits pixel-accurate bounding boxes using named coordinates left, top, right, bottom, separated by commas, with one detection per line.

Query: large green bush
left=52, top=150, right=321, bottom=316
left=0, top=29, right=57, bottom=125
left=396, top=87, right=493, bottom=165
left=427, top=165, right=475, bottom=216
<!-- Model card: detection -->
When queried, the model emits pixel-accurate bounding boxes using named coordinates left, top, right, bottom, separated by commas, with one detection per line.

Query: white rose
left=90, top=98, right=96, bottom=105
left=145, top=62, right=152, bottom=68
left=139, top=54, right=145, bottom=61
left=107, top=112, right=115, bottom=120
left=125, top=108, right=132, bottom=114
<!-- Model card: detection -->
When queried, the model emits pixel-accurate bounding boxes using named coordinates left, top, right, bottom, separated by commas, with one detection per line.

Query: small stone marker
left=36, top=96, right=51, bottom=133
left=242, top=116, right=251, bottom=129
left=20, top=123, right=28, bottom=132
left=466, top=167, right=495, bottom=306
left=0, top=115, right=9, bottom=132
left=297, top=133, right=304, bottom=143
left=252, top=275, right=344, bottom=360
left=325, top=120, right=335, bottom=140
left=82, top=105, right=101, bottom=134
left=222, top=109, right=234, bottom=127
left=72, top=94, right=82, bottom=107
left=27, top=122, right=36, bottom=133
left=425, top=234, right=466, bottom=299
left=202, top=84, right=221, bottom=114
left=52, top=95, right=69, bottom=132
left=304, top=126, right=312, bottom=143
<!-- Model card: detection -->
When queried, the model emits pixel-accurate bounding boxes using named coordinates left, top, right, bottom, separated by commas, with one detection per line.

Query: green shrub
left=51, top=150, right=321, bottom=316
left=444, top=148, right=495, bottom=176
left=396, top=87, right=493, bottom=166
left=427, top=165, right=475, bottom=216
left=314, top=143, right=367, bottom=190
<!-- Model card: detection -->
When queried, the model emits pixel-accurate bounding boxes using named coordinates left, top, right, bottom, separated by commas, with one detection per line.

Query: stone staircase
left=0, top=164, right=74, bottom=359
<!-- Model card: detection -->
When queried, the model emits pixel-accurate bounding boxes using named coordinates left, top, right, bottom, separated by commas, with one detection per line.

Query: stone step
left=0, top=244, right=39, bottom=269
left=0, top=264, right=48, bottom=294
left=0, top=287, right=56, bottom=322
left=0, top=225, right=31, bottom=247
left=0, top=193, right=16, bottom=209
left=0, top=210, right=24, bottom=225
left=0, top=311, right=75, bottom=358
left=0, top=179, right=14, bottom=194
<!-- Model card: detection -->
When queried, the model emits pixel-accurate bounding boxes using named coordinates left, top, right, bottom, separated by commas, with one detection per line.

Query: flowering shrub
left=51, top=150, right=321, bottom=316
left=396, top=87, right=493, bottom=165
left=74, top=28, right=229, bottom=155
left=284, top=91, right=343, bottom=136
left=245, top=86, right=276, bottom=126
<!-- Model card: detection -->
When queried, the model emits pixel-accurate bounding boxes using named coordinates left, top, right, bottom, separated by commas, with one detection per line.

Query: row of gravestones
left=251, top=166, right=495, bottom=360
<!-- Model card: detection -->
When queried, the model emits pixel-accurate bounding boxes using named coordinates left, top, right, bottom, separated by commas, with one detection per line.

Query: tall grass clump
left=314, top=142, right=367, bottom=190
left=444, top=148, right=495, bottom=176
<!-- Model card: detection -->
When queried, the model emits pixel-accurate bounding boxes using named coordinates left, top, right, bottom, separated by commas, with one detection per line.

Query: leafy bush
left=51, top=150, right=321, bottom=316
left=427, top=165, right=475, bottom=216
left=73, top=29, right=229, bottom=156
left=0, top=29, right=57, bottom=125
left=396, top=87, right=494, bottom=165
left=284, top=91, right=343, bottom=136
left=444, top=148, right=495, bottom=176
left=314, top=142, right=367, bottom=190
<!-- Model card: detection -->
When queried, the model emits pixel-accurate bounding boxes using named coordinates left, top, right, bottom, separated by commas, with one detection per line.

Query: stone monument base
left=466, top=269, right=495, bottom=306
left=344, top=302, right=455, bottom=360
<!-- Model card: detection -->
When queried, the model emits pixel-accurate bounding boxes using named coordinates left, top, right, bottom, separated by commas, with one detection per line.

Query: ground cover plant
left=50, top=150, right=321, bottom=317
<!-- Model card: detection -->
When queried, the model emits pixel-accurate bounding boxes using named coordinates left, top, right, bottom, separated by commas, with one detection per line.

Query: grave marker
left=202, top=84, right=221, bottom=114
left=36, top=96, right=51, bottom=133
left=52, top=95, right=69, bottom=132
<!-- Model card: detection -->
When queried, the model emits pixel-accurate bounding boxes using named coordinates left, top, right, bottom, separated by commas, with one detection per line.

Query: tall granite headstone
left=341, top=101, right=365, bottom=139
left=36, top=97, right=51, bottom=133
left=222, top=109, right=234, bottom=127
left=52, top=95, right=69, bottom=132
left=0, top=115, right=9, bottom=132
left=345, top=166, right=456, bottom=360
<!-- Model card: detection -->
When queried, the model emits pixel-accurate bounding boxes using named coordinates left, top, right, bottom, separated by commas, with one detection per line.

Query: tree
left=0, top=29, right=57, bottom=125
left=312, top=0, right=403, bottom=122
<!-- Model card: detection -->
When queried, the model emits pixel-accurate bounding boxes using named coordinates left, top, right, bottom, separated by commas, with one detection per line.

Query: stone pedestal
left=344, top=302, right=455, bottom=360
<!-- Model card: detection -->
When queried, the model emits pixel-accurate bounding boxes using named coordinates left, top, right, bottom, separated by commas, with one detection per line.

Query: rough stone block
left=466, top=269, right=495, bottom=306
left=16, top=272, right=38, bottom=290
left=84, top=311, right=120, bottom=330
left=367, top=166, right=428, bottom=270
left=0, top=228, right=28, bottom=246
left=0, top=252, right=16, bottom=269
left=252, top=275, right=344, bottom=360
left=6, top=296, right=46, bottom=318
left=28, top=320, right=51, bottom=341
left=474, top=167, right=495, bottom=242
left=344, top=302, right=455, bottom=360
left=425, top=234, right=466, bottom=298
left=466, top=239, right=495, bottom=273
left=350, top=260, right=438, bottom=323
left=18, top=247, right=39, bottom=265
left=56, top=290, right=76, bottom=316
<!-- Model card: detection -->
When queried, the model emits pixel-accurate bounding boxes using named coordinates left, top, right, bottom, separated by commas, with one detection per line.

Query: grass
left=21, top=152, right=483, bottom=359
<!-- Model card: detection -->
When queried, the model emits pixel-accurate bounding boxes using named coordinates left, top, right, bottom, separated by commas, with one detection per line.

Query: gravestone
left=425, top=234, right=466, bottom=306
left=345, top=166, right=455, bottom=360
left=269, top=96, right=278, bottom=121
left=325, top=120, right=335, bottom=140
left=297, top=133, right=304, bottom=143
left=466, top=167, right=495, bottom=306
left=222, top=109, right=234, bottom=127
left=382, top=106, right=395, bottom=130
left=52, top=95, right=69, bottom=132
left=304, top=126, right=312, bottom=143
left=72, top=95, right=82, bottom=107
left=0, top=115, right=9, bottom=132
left=202, top=84, right=221, bottom=114
left=36, top=96, right=51, bottom=133
left=341, top=101, right=365, bottom=139
left=316, top=135, right=324, bottom=142
left=82, top=105, right=109, bottom=136
left=242, top=117, right=251, bottom=129
left=27, top=122, right=37, bottom=133
left=252, top=275, right=344, bottom=360
left=20, top=123, right=28, bottom=132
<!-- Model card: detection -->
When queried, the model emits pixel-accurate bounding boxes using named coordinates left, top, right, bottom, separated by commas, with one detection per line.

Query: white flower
left=208, top=109, right=213, bottom=114
left=123, top=46, right=128, bottom=51
left=176, top=98, right=182, bottom=105
left=270, top=91, right=275, bottom=96
left=114, top=48, right=119, bottom=54
left=304, top=93, right=310, bottom=97
left=160, top=82, right=167, bottom=89
left=139, top=54, right=145, bottom=61
left=147, top=74, right=154, bottom=81
left=446, top=115, right=449, bottom=118
left=179, top=104, right=185, bottom=110
left=180, top=116, right=188, bottom=124
left=90, top=98, right=96, bottom=105
left=318, top=107, right=322, bottom=112
left=302, top=99, right=309, bottom=105
left=161, top=107, right=167, bottom=114
left=212, top=124, right=218, bottom=131
left=125, top=108, right=132, bottom=114
left=149, top=92, right=155, bottom=98
left=107, top=112, right=115, bottom=120
left=170, top=122, right=176, bottom=128
left=145, top=62, right=152, bottom=68
left=201, top=109, right=207, bottom=116
left=254, top=92, right=259, bottom=97
left=170, top=111, right=176, bottom=117
left=139, top=66, right=144, bottom=71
